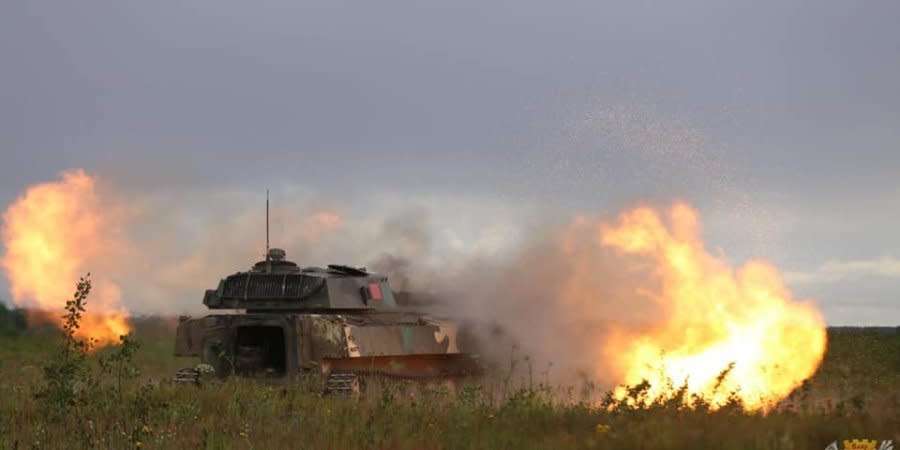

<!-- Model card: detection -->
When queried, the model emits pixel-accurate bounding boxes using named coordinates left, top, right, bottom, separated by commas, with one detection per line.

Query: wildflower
left=487, top=414, right=495, bottom=421
left=135, top=441, right=142, bottom=448
left=595, top=424, right=611, bottom=434
left=141, top=425, right=151, bottom=434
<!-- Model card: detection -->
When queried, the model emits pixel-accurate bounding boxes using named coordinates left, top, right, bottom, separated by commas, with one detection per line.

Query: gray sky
left=1, top=1, right=898, bottom=324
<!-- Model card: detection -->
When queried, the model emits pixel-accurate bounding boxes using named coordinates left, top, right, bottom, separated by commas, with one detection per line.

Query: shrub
left=33, top=274, right=97, bottom=419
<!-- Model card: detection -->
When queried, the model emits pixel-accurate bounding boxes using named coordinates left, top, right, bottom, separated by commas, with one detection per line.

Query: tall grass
left=1, top=359, right=896, bottom=449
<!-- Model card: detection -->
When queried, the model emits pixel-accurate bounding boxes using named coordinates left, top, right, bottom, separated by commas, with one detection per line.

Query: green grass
left=0, top=322, right=898, bottom=449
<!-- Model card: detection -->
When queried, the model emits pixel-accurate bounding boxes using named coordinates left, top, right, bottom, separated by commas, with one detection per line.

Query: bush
left=33, top=274, right=97, bottom=419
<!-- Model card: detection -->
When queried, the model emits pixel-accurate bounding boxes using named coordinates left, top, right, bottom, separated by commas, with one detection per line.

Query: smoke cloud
left=367, top=210, right=666, bottom=387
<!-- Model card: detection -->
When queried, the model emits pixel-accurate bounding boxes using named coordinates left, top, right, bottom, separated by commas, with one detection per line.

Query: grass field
left=0, top=315, right=897, bottom=449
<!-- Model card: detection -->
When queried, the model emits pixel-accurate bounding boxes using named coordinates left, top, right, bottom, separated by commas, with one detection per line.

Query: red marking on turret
left=369, top=283, right=383, bottom=300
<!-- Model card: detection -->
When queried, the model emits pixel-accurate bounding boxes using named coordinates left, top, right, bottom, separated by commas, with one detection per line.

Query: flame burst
left=594, top=203, right=826, bottom=411
left=1, top=169, right=131, bottom=345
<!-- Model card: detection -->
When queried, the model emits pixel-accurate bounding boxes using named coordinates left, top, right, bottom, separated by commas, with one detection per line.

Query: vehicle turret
left=201, top=248, right=397, bottom=311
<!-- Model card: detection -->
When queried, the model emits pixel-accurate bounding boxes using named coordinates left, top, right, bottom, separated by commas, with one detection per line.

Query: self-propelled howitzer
left=174, top=248, right=479, bottom=393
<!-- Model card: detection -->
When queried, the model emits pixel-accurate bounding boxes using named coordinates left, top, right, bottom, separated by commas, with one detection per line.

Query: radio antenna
left=265, top=189, right=270, bottom=261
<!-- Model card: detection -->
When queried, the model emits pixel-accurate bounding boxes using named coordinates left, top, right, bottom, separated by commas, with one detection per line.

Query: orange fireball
left=1, top=169, right=131, bottom=346
left=597, top=203, right=826, bottom=411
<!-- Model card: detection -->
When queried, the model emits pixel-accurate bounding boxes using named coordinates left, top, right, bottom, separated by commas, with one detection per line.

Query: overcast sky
left=1, top=1, right=898, bottom=324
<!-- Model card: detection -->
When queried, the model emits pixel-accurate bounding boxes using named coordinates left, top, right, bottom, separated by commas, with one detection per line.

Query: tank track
left=172, top=364, right=216, bottom=384
left=172, top=367, right=201, bottom=383
left=324, top=372, right=363, bottom=396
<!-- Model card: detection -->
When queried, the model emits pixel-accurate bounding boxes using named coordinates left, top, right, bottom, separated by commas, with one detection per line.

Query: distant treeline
left=0, top=302, right=27, bottom=336
left=828, top=326, right=900, bottom=334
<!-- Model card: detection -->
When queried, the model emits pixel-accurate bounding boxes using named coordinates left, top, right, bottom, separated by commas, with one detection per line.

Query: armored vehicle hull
left=173, top=249, right=479, bottom=392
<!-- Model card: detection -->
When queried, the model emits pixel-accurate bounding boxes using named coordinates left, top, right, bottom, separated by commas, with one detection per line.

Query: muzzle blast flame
left=1, top=170, right=130, bottom=346
left=593, top=203, right=826, bottom=411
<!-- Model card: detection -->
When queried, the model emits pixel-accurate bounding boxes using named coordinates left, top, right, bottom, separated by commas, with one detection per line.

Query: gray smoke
left=361, top=210, right=665, bottom=387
